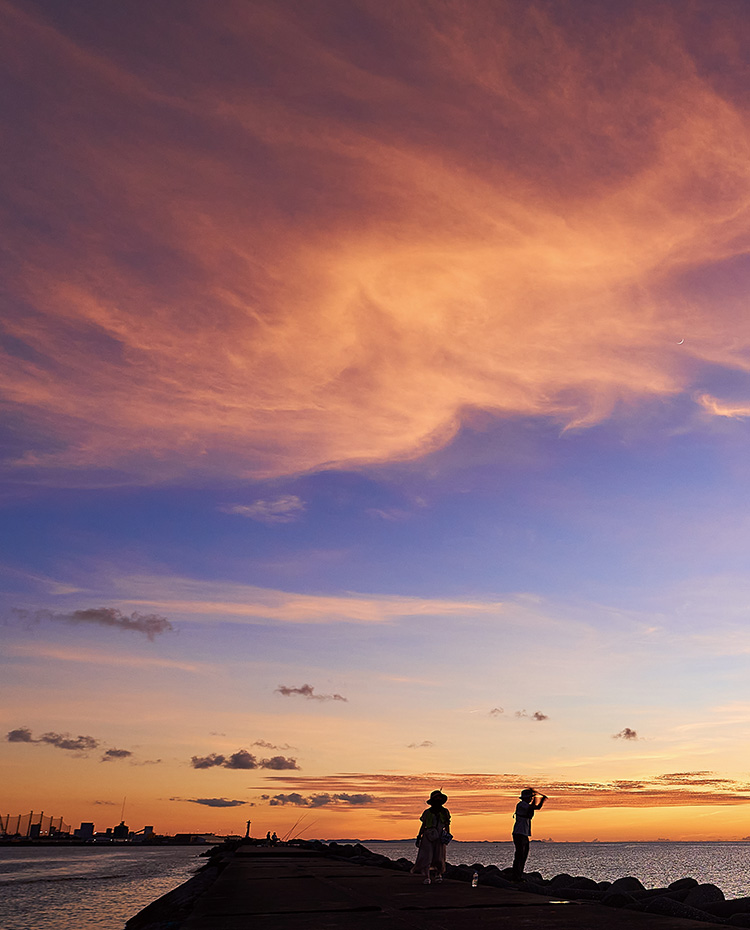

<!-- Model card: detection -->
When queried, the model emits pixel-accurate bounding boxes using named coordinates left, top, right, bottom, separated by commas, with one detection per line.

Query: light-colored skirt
left=411, top=837, right=447, bottom=875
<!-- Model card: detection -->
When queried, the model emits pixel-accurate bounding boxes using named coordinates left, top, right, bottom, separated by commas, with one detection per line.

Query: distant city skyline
left=5, top=0, right=750, bottom=842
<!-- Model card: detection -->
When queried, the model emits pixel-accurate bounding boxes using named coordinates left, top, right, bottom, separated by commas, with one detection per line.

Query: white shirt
left=513, top=800, right=534, bottom=836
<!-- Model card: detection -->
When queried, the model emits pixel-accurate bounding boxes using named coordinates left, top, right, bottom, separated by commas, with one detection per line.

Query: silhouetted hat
left=520, top=788, right=535, bottom=799
left=427, top=790, right=448, bottom=804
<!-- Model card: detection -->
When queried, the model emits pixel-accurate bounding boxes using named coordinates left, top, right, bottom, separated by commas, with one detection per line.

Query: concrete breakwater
left=125, top=839, right=748, bottom=929
left=319, top=840, right=750, bottom=926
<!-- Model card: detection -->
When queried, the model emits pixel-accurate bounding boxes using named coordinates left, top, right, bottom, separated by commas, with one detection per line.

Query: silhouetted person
left=411, top=790, right=451, bottom=884
left=266, top=830, right=271, bottom=844
left=271, top=831, right=279, bottom=845
left=511, top=788, right=546, bottom=881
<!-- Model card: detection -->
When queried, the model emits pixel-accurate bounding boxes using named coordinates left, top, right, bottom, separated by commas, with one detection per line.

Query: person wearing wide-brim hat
left=511, top=787, right=547, bottom=881
left=411, top=790, right=451, bottom=884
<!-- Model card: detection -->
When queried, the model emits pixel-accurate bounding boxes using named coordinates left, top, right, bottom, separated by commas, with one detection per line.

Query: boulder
left=685, top=884, right=726, bottom=909
left=568, top=876, right=599, bottom=890
left=610, top=876, right=646, bottom=894
left=549, top=873, right=575, bottom=889
left=669, top=877, right=700, bottom=891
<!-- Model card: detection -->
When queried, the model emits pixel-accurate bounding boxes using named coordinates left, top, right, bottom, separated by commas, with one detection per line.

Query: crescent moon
left=677, top=339, right=684, bottom=345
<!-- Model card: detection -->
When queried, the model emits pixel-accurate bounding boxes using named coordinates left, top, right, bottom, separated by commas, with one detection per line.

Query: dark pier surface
left=179, top=845, right=727, bottom=930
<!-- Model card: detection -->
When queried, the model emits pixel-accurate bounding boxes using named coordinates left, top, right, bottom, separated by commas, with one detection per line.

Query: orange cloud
left=3, top=2, right=750, bottom=482
left=250, top=770, right=750, bottom=818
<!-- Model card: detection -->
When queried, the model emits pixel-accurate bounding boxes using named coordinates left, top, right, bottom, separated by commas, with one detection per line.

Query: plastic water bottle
left=471, top=871, right=479, bottom=887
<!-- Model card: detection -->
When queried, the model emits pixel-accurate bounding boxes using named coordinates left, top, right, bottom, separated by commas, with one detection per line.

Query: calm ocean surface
left=4, top=841, right=750, bottom=930
left=368, top=840, right=750, bottom=899
left=0, top=845, right=201, bottom=930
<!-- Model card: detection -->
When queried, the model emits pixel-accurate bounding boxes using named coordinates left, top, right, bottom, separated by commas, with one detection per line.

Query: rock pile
left=308, top=841, right=750, bottom=926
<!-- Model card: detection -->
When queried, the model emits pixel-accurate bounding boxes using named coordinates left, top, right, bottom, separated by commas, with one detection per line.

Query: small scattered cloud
left=102, top=748, right=133, bottom=762
left=613, top=727, right=639, bottom=740
left=7, top=727, right=33, bottom=742
left=224, top=750, right=260, bottom=770
left=276, top=683, right=347, bottom=702
left=92, top=800, right=117, bottom=806
left=220, top=495, right=305, bottom=525
left=262, top=755, right=301, bottom=770
left=253, top=739, right=294, bottom=750
left=179, top=797, right=248, bottom=808
left=492, top=709, right=548, bottom=721
left=7, top=726, right=133, bottom=757
left=268, top=792, right=375, bottom=808
left=191, top=752, right=226, bottom=769
left=39, top=732, right=100, bottom=751
left=190, top=749, right=299, bottom=770
left=407, top=740, right=434, bottom=748
left=14, top=607, right=173, bottom=639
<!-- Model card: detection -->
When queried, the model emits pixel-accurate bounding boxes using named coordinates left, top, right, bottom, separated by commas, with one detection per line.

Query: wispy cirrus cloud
left=4, top=3, right=750, bottom=486
left=111, top=573, right=507, bottom=625
left=5, top=643, right=201, bottom=673
left=219, top=496, right=306, bottom=524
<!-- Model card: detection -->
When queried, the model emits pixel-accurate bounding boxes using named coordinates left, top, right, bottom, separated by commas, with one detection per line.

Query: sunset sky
left=6, top=0, right=750, bottom=843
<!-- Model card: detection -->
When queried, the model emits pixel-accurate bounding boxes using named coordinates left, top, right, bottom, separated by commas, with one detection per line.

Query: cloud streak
left=114, top=573, right=507, bottom=625
left=253, top=770, right=750, bottom=817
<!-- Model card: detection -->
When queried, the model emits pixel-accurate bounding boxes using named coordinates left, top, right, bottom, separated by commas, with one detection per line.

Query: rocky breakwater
left=310, top=841, right=750, bottom=927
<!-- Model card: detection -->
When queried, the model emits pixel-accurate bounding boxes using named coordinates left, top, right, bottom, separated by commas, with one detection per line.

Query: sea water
left=5, top=841, right=750, bottom=930
left=0, top=845, right=201, bottom=930
left=366, top=840, right=750, bottom=898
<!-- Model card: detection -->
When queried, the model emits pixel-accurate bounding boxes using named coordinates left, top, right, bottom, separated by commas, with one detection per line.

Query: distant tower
left=245, top=820, right=251, bottom=838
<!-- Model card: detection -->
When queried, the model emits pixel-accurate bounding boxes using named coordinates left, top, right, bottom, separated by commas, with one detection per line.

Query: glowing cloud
left=4, top=2, right=750, bottom=484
